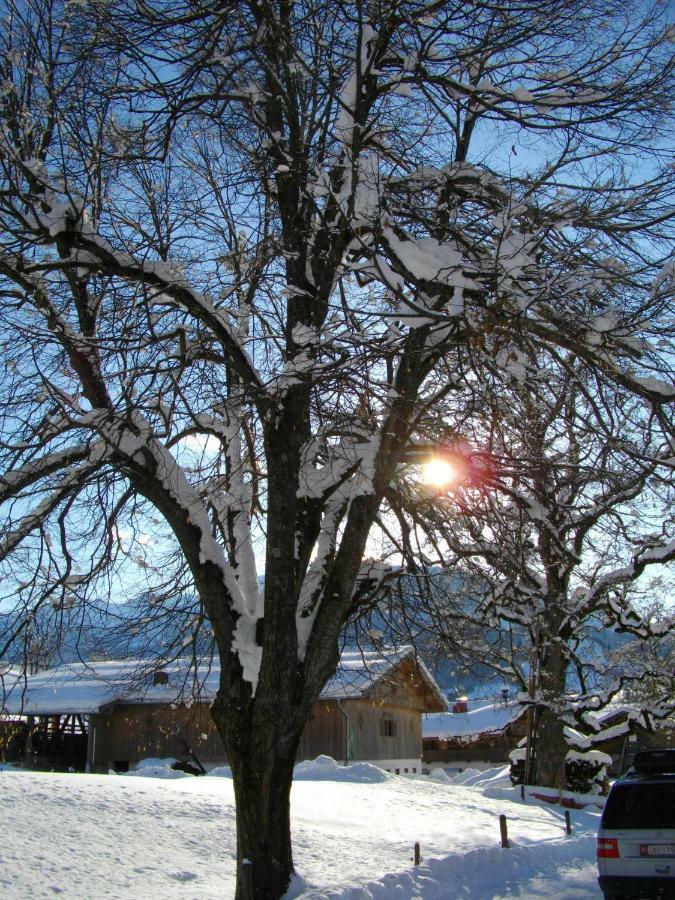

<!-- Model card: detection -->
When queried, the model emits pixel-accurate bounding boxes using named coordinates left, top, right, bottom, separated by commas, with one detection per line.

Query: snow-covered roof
left=321, top=647, right=446, bottom=710
left=2, top=659, right=211, bottom=715
left=2, top=646, right=447, bottom=715
left=423, top=700, right=523, bottom=740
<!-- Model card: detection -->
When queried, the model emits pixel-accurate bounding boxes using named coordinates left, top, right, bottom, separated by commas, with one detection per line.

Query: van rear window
left=602, top=783, right=675, bottom=829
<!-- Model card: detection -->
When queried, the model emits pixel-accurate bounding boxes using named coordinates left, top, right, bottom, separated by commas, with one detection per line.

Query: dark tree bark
left=534, top=642, right=568, bottom=789
left=216, top=704, right=302, bottom=900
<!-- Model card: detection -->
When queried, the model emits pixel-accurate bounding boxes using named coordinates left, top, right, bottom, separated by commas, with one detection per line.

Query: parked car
left=597, top=748, right=675, bottom=899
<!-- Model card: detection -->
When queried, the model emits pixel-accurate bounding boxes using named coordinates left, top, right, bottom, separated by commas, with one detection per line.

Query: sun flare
left=421, top=458, right=456, bottom=487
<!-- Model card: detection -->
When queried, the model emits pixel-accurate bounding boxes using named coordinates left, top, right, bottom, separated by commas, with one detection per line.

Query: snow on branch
left=574, top=538, right=675, bottom=631
left=0, top=446, right=91, bottom=503
left=79, top=409, right=263, bottom=692
left=0, top=150, right=267, bottom=405
left=73, top=235, right=267, bottom=400
left=0, top=462, right=96, bottom=562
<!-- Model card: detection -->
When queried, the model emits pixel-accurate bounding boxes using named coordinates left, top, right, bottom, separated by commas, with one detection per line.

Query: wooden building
left=422, top=698, right=675, bottom=776
left=422, top=699, right=527, bottom=769
left=3, top=647, right=446, bottom=774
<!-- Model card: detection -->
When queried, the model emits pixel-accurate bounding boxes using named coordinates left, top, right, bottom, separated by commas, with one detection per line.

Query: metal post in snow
left=565, top=810, right=572, bottom=835
left=414, top=842, right=421, bottom=865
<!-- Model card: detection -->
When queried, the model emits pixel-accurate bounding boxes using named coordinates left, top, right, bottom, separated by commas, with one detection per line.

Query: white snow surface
left=0, top=764, right=603, bottom=898
left=293, top=755, right=388, bottom=784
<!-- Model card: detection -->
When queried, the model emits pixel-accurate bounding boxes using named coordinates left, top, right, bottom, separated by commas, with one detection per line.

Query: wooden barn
left=3, top=647, right=446, bottom=774
left=422, top=698, right=527, bottom=770
left=422, top=697, right=675, bottom=776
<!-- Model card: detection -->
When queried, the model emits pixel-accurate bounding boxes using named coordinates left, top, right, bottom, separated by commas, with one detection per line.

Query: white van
left=597, top=749, right=675, bottom=899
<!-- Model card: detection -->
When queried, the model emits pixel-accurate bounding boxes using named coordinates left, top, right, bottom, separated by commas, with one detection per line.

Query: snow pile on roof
left=2, top=646, right=447, bottom=715
left=1, top=658, right=221, bottom=715
left=1, top=663, right=24, bottom=712
left=321, top=647, right=411, bottom=698
left=0, top=663, right=22, bottom=676
left=293, top=755, right=389, bottom=783
left=423, top=700, right=523, bottom=740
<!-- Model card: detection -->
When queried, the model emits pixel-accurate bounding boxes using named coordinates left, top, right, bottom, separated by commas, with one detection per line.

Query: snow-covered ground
left=0, top=760, right=603, bottom=899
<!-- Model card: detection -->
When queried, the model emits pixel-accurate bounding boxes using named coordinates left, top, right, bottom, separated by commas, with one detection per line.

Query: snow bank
left=288, top=834, right=598, bottom=899
left=135, top=757, right=179, bottom=770
left=123, top=757, right=190, bottom=779
left=206, top=765, right=233, bottom=778
left=1, top=763, right=604, bottom=898
left=293, top=755, right=389, bottom=783
left=123, top=767, right=190, bottom=779
left=428, top=767, right=452, bottom=782
left=449, top=767, right=483, bottom=784
left=459, top=765, right=512, bottom=788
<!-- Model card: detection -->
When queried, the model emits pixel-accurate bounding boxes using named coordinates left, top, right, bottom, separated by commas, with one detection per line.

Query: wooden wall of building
left=0, top=717, right=27, bottom=762
left=90, top=693, right=425, bottom=770
left=90, top=702, right=224, bottom=770
left=349, top=699, right=421, bottom=761
left=298, top=699, right=421, bottom=763
left=297, top=700, right=346, bottom=762
left=366, top=658, right=439, bottom=712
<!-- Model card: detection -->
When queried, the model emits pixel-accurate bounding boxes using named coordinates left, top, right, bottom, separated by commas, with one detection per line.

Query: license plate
left=640, top=844, right=675, bottom=856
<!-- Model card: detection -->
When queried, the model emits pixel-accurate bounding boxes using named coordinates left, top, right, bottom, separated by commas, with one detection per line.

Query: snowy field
left=0, top=760, right=603, bottom=899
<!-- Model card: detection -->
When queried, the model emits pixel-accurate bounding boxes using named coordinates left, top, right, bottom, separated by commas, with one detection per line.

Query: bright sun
left=420, top=458, right=456, bottom=487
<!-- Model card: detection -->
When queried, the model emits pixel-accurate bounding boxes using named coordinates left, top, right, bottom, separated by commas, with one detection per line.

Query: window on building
left=380, top=717, right=397, bottom=737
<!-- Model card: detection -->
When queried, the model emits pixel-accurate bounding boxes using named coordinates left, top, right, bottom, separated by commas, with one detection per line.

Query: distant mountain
left=1, top=572, right=637, bottom=704
left=0, top=592, right=212, bottom=671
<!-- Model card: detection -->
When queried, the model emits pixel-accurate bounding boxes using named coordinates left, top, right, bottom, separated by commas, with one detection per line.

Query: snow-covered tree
left=0, top=0, right=673, bottom=895
left=382, top=358, right=673, bottom=787
left=607, top=599, right=675, bottom=708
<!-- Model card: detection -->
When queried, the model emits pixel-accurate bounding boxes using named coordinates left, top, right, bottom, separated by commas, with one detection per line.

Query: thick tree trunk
left=534, top=642, right=568, bottom=789
left=230, top=749, right=296, bottom=900
left=212, top=694, right=306, bottom=900
left=534, top=707, right=567, bottom=789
